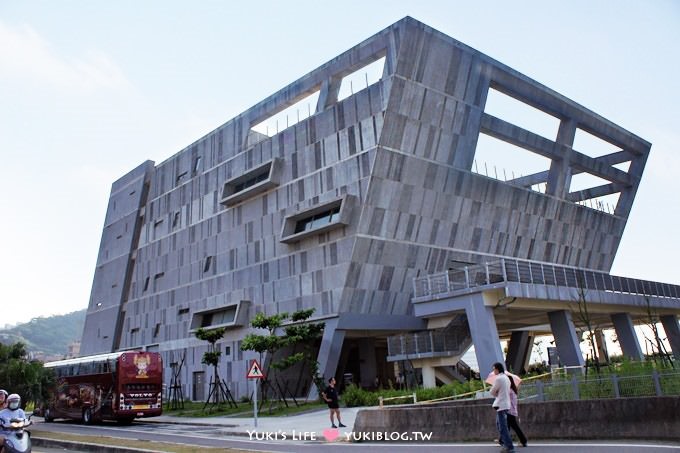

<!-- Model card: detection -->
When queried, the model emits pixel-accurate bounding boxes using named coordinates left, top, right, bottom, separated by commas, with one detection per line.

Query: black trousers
left=507, top=413, right=527, bottom=446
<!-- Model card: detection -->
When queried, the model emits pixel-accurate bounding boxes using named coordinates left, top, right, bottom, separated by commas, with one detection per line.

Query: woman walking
left=507, top=377, right=528, bottom=447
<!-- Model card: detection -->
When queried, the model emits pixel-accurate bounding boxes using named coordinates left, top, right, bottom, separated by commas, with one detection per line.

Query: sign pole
left=253, top=377, right=258, bottom=428
left=247, top=359, right=264, bottom=428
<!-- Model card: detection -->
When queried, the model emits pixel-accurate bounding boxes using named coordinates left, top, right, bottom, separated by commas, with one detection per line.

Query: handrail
left=413, top=257, right=680, bottom=301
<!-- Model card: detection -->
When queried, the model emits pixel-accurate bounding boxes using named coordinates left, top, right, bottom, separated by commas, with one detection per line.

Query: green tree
left=194, top=327, right=237, bottom=410
left=240, top=309, right=324, bottom=410
left=0, top=341, right=54, bottom=408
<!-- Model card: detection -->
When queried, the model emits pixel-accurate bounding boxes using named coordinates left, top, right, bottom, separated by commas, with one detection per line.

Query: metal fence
left=387, top=328, right=471, bottom=358
left=520, top=371, right=680, bottom=403
left=413, top=258, right=680, bottom=300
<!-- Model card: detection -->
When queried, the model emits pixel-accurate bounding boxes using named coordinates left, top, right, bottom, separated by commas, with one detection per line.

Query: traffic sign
left=247, top=359, right=265, bottom=379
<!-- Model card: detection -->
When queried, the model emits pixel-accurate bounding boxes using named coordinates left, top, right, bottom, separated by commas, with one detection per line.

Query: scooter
left=0, top=416, right=32, bottom=453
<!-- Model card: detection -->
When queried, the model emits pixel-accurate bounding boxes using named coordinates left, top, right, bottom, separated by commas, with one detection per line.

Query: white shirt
left=490, top=372, right=511, bottom=412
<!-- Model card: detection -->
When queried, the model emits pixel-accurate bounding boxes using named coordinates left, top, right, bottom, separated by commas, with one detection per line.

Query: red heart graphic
left=323, top=428, right=339, bottom=441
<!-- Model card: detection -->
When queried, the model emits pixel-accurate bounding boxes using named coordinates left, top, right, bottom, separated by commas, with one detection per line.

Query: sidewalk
left=143, top=406, right=366, bottom=439
left=32, top=407, right=369, bottom=452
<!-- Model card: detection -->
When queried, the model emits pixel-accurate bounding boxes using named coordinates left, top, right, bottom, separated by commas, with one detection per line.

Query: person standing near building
left=321, top=377, right=346, bottom=429
left=490, top=362, right=515, bottom=453
left=507, top=378, right=527, bottom=447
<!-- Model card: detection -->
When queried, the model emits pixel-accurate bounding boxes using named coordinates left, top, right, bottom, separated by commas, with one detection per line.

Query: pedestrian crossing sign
left=247, top=359, right=265, bottom=379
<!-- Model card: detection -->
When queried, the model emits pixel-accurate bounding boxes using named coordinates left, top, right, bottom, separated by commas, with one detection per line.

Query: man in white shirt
left=490, top=362, right=515, bottom=453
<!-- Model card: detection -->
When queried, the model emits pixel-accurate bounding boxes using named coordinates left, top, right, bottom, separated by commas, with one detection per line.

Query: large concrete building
left=81, top=17, right=680, bottom=398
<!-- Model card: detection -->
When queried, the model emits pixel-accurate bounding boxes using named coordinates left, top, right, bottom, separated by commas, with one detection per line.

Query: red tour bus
left=41, top=351, right=162, bottom=424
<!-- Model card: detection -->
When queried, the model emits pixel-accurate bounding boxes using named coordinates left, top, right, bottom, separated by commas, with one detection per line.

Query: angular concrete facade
left=81, top=18, right=650, bottom=398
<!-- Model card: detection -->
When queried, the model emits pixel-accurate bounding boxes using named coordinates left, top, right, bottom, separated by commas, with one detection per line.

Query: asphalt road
left=30, top=419, right=680, bottom=453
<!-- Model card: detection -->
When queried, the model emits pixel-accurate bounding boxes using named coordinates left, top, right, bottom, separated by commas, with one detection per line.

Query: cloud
left=0, top=20, right=130, bottom=93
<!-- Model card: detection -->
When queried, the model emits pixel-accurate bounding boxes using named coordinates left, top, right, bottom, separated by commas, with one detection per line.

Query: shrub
left=342, top=384, right=380, bottom=407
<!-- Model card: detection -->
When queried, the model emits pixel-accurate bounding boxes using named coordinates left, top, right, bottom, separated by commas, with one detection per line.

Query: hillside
left=0, top=309, right=86, bottom=357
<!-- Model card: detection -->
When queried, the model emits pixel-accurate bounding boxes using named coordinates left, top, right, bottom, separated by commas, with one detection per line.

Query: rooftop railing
left=413, top=258, right=680, bottom=301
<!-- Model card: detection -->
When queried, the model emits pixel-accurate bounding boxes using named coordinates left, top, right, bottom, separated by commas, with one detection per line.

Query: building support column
left=421, top=365, right=436, bottom=389
left=506, top=331, right=534, bottom=373
left=309, top=317, right=345, bottom=399
left=594, top=329, right=609, bottom=364
left=660, top=315, right=680, bottom=361
left=611, top=313, right=644, bottom=360
left=548, top=310, right=584, bottom=370
left=465, top=294, right=505, bottom=376
left=358, top=338, right=378, bottom=388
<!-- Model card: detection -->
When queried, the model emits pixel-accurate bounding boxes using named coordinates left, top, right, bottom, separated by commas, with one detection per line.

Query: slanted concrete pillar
left=611, top=313, right=644, bottom=360
left=594, top=329, right=610, bottom=364
left=548, top=310, right=584, bottom=370
left=465, top=294, right=505, bottom=375
left=421, top=365, right=436, bottom=389
left=358, top=338, right=378, bottom=388
left=660, top=315, right=680, bottom=361
left=310, top=317, right=345, bottom=399
left=506, top=331, right=534, bottom=373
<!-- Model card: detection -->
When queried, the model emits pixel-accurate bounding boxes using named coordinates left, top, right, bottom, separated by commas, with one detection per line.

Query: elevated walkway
left=406, top=258, right=680, bottom=381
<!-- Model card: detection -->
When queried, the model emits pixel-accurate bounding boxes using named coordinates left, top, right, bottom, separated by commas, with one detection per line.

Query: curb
left=32, top=436, right=163, bottom=453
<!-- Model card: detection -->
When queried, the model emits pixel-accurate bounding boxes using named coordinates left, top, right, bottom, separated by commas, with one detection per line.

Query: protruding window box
left=220, top=158, right=282, bottom=207
left=188, top=300, right=250, bottom=332
left=280, top=195, right=355, bottom=244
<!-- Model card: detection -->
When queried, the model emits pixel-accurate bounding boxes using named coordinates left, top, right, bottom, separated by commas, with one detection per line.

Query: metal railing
left=387, top=315, right=471, bottom=359
left=387, top=329, right=471, bottom=358
left=413, top=258, right=680, bottom=300
left=520, top=370, right=680, bottom=403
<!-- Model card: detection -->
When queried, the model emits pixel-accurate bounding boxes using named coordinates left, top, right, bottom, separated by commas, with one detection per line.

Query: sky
left=1, top=1, right=679, bottom=327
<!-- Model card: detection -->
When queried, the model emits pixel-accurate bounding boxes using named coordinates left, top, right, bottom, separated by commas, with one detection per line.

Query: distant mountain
left=0, top=309, right=86, bottom=357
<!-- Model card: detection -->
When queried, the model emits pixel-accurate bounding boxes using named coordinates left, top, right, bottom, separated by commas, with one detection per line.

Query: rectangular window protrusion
left=337, top=56, right=386, bottom=102
left=280, top=195, right=355, bottom=244
left=220, top=158, right=282, bottom=207
left=189, top=301, right=251, bottom=332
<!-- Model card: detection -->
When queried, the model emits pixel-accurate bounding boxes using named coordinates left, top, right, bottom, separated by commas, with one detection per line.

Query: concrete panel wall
left=81, top=17, right=649, bottom=398
left=354, top=396, right=680, bottom=441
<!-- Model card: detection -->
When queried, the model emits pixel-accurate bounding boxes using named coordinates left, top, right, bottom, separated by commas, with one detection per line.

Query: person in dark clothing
left=497, top=375, right=528, bottom=448
left=321, top=377, right=346, bottom=428
left=507, top=377, right=528, bottom=447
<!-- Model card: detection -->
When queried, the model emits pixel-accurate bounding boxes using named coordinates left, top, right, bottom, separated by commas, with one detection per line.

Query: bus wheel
left=82, top=408, right=93, bottom=425
left=44, top=408, right=54, bottom=423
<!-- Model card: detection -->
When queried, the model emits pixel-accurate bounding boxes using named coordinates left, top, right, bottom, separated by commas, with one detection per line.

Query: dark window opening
left=203, top=256, right=213, bottom=273
left=294, top=206, right=340, bottom=234
left=233, top=170, right=269, bottom=193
